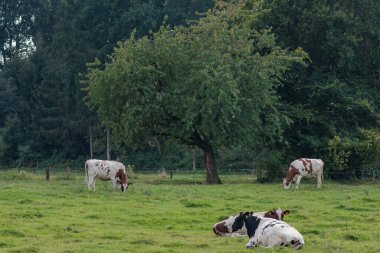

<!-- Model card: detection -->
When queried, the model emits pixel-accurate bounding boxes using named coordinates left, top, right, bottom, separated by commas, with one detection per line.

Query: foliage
left=328, top=136, right=352, bottom=172
left=254, top=0, right=380, bottom=176
left=0, top=0, right=214, bottom=167
left=0, top=0, right=379, bottom=180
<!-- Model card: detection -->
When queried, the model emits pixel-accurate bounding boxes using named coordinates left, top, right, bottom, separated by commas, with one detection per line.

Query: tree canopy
left=0, top=0, right=379, bottom=182
left=84, top=3, right=305, bottom=183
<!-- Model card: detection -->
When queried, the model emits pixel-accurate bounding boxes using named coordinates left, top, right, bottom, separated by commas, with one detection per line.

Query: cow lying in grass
left=213, top=208, right=290, bottom=237
left=242, top=212, right=304, bottom=250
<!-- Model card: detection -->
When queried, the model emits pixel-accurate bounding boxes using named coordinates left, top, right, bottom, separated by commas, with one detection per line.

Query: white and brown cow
left=283, top=158, right=324, bottom=189
left=213, top=208, right=290, bottom=237
left=85, top=159, right=129, bottom=192
left=235, top=212, right=304, bottom=250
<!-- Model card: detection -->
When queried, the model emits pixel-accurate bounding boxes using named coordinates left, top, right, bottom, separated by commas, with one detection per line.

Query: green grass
left=0, top=169, right=379, bottom=253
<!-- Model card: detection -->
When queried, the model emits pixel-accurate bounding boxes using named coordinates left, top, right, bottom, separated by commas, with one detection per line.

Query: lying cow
left=85, top=159, right=129, bottom=192
left=283, top=158, right=324, bottom=189
left=213, top=208, right=290, bottom=237
left=234, top=212, right=304, bottom=250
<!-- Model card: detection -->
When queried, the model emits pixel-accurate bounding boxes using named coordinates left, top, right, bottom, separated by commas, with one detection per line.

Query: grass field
left=0, top=169, right=379, bottom=253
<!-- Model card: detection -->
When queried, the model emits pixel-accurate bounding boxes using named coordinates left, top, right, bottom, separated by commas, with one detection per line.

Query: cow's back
left=254, top=218, right=304, bottom=248
left=86, top=159, right=125, bottom=180
left=290, top=158, right=322, bottom=177
left=108, top=161, right=126, bottom=173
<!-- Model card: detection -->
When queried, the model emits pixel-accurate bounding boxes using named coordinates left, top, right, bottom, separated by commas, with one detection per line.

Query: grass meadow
left=0, top=169, right=379, bottom=253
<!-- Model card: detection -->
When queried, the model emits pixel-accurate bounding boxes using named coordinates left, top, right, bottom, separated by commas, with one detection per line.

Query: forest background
left=0, top=0, right=379, bottom=182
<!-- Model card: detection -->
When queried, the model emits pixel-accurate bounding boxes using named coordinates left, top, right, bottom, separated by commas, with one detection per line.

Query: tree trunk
left=106, top=126, right=111, bottom=160
left=89, top=125, right=93, bottom=159
left=203, top=145, right=221, bottom=184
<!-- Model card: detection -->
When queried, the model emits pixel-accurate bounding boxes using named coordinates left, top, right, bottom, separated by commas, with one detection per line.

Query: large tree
left=84, top=2, right=304, bottom=183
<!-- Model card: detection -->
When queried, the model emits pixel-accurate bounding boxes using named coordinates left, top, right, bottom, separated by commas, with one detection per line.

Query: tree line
left=1, top=0, right=379, bottom=183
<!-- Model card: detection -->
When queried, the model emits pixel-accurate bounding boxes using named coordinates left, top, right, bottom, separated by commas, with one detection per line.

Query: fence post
left=46, top=166, right=50, bottom=181
left=67, top=166, right=71, bottom=180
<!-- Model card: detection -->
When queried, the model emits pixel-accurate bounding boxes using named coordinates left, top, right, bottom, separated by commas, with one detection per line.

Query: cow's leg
left=246, top=237, right=257, bottom=248
left=87, top=174, right=96, bottom=191
left=317, top=173, right=322, bottom=188
left=112, top=178, right=119, bottom=190
left=295, top=175, right=302, bottom=189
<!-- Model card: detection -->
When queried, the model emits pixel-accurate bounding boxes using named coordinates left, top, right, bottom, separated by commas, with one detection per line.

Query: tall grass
left=0, top=169, right=379, bottom=252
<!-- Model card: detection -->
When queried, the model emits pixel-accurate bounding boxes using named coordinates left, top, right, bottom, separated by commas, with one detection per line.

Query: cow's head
left=242, top=212, right=261, bottom=239
left=213, top=211, right=251, bottom=236
left=283, top=166, right=299, bottom=189
left=283, top=178, right=291, bottom=189
left=212, top=221, right=229, bottom=236
left=264, top=208, right=290, bottom=221
left=115, top=169, right=129, bottom=192
left=231, top=211, right=250, bottom=232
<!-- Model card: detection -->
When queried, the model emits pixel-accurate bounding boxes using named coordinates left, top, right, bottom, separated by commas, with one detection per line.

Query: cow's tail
left=85, top=161, right=88, bottom=184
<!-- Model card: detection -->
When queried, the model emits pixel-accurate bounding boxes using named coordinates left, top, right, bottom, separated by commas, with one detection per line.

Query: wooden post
left=67, top=166, right=71, bottom=180
left=256, top=163, right=261, bottom=180
left=46, top=166, right=50, bottom=181
left=192, top=148, right=196, bottom=171
left=170, top=171, right=173, bottom=179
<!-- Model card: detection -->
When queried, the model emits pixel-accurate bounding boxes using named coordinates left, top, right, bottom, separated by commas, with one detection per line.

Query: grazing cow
left=238, top=212, right=304, bottom=250
left=213, top=208, right=290, bottom=237
left=283, top=158, right=324, bottom=189
left=85, top=159, right=129, bottom=192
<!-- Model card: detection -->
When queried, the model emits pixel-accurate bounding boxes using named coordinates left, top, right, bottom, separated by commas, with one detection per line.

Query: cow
left=213, top=208, right=290, bottom=237
left=283, top=158, right=324, bottom=189
left=85, top=159, right=129, bottom=192
left=235, top=212, right=304, bottom=250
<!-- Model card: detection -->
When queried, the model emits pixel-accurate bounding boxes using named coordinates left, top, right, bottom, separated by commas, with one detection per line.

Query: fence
left=2, top=166, right=379, bottom=183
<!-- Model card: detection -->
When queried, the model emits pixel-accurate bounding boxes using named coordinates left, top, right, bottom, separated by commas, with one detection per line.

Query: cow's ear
left=284, top=210, right=290, bottom=215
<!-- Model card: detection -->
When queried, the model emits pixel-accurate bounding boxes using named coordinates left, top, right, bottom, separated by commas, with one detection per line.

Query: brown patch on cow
left=214, top=222, right=229, bottom=236
left=115, top=169, right=127, bottom=185
left=299, top=158, right=313, bottom=174
left=285, top=166, right=300, bottom=185
left=263, top=211, right=277, bottom=220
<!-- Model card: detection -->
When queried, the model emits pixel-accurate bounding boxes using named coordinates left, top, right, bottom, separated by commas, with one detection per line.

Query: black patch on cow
left=281, top=226, right=285, bottom=228
left=261, top=223, right=271, bottom=233
left=106, top=168, right=110, bottom=176
left=231, top=212, right=247, bottom=232
left=244, top=215, right=261, bottom=238
left=291, top=240, right=295, bottom=244
left=260, top=221, right=278, bottom=235
left=281, top=242, right=285, bottom=246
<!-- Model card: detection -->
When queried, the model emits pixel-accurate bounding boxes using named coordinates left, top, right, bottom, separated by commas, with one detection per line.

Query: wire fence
left=2, top=166, right=379, bottom=183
